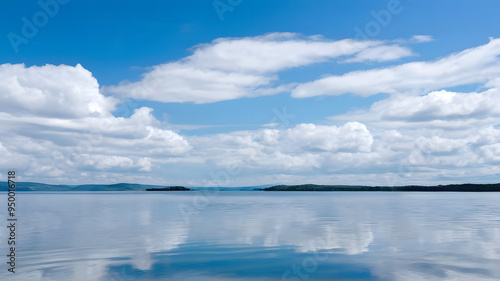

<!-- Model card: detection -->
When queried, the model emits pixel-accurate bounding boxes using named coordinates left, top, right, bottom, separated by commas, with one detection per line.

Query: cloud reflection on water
left=0, top=192, right=499, bottom=280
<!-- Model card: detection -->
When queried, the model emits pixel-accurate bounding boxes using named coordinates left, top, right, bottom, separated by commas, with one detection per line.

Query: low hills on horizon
left=258, top=183, right=500, bottom=192
left=2, top=182, right=500, bottom=192
left=0, top=182, right=268, bottom=192
left=0, top=182, right=160, bottom=192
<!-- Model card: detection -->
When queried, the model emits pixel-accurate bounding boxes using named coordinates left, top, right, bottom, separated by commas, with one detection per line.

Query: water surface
left=1, top=192, right=499, bottom=280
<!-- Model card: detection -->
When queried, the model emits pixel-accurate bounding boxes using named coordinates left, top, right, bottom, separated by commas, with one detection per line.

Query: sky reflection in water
left=1, top=192, right=500, bottom=280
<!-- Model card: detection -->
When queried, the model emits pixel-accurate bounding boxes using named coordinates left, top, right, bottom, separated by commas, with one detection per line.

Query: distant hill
left=3, top=182, right=500, bottom=192
left=0, top=182, right=164, bottom=192
left=0, top=182, right=273, bottom=192
left=259, top=183, right=500, bottom=192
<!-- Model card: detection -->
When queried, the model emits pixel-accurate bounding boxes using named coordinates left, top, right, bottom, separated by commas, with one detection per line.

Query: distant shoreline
left=2, top=182, right=500, bottom=192
left=258, top=183, right=500, bottom=192
left=145, top=186, right=191, bottom=191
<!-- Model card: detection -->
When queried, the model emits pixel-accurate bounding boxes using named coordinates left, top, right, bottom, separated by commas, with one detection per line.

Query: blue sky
left=1, top=0, right=500, bottom=186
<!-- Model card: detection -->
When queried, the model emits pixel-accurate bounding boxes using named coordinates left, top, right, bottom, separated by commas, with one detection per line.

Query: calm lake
left=1, top=192, right=500, bottom=280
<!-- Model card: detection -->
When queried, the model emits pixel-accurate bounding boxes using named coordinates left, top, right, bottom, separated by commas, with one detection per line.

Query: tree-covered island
left=145, top=186, right=191, bottom=191
left=257, top=183, right=500, bottom=192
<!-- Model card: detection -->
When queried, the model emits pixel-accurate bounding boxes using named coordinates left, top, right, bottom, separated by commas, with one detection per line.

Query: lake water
left=1, top=192, right=500, bottom=281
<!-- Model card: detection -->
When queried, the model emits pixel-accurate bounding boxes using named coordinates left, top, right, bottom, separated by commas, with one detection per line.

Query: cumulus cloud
left=378, top=89, right=500, bottom=122
left=322, top=86, right=500, bottom=185
left=106, top=33, right=415, bottom=103
left=331, top=88, right=500, bottom=127
left=185, top=122, right=374, bottom=175
left=292, top=38, right=500, bottom=98
left=283, top=122, right=373, bottom=153
left=4, top=63, right=499, bottom=186
left=0, top=63, right=190, bottom=183
left=3, top=35, right=500, bottom=186
left=0, top=63, right=116, bottom=118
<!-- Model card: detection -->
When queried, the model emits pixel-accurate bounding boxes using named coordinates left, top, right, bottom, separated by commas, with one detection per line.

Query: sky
left=1, top=0, right=500, bottom=186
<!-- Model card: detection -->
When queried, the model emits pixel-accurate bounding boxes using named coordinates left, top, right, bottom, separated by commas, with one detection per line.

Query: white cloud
left=261, top=123, right=280, bottom=128
left=331, top=88, right=500, bottom=128
left=283, top=122, right=373, bottom=153
left=479, top=143, right=500, bottom=164
left=409, top=35, right=434, bottom=43
left=187, top=32, right=382, bottom=73
left=292, top=38, right=500, bottom=98
left=334, top=89, right=500, bottom=125
left=106, top=33, right=415, bottom=104
left=106, top=62, right=276, bottom=104
left=341, top=45, right=415, bottom=63
left=320, top=86, right=500, bottom=185
left=5, top=63, right=500, bottom=186
left=0, top=63, right=116, bottom=118
left=3, top=36, right=500, bottom=186
left=185, top=122, right=374, bottom=175
left=0, top=64, right=190, bottom=183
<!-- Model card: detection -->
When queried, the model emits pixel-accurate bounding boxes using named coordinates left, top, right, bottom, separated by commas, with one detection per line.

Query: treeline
left=259, top=183, right=500, bottom=192
left=145, top=186, right=191, bottom=191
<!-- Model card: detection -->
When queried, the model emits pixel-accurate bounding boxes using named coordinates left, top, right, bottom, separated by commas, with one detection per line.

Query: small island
left=145, top=186, right=191, bottom=191
left=257, top=183, right=500, bottom=192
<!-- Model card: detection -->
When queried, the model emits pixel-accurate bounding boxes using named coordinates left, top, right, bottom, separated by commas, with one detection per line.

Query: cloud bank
left=2, top=34, right=500, bottom=185
left=106, top=33, right=414, bottom=104
left=293, top=38, right=500, bottom=98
